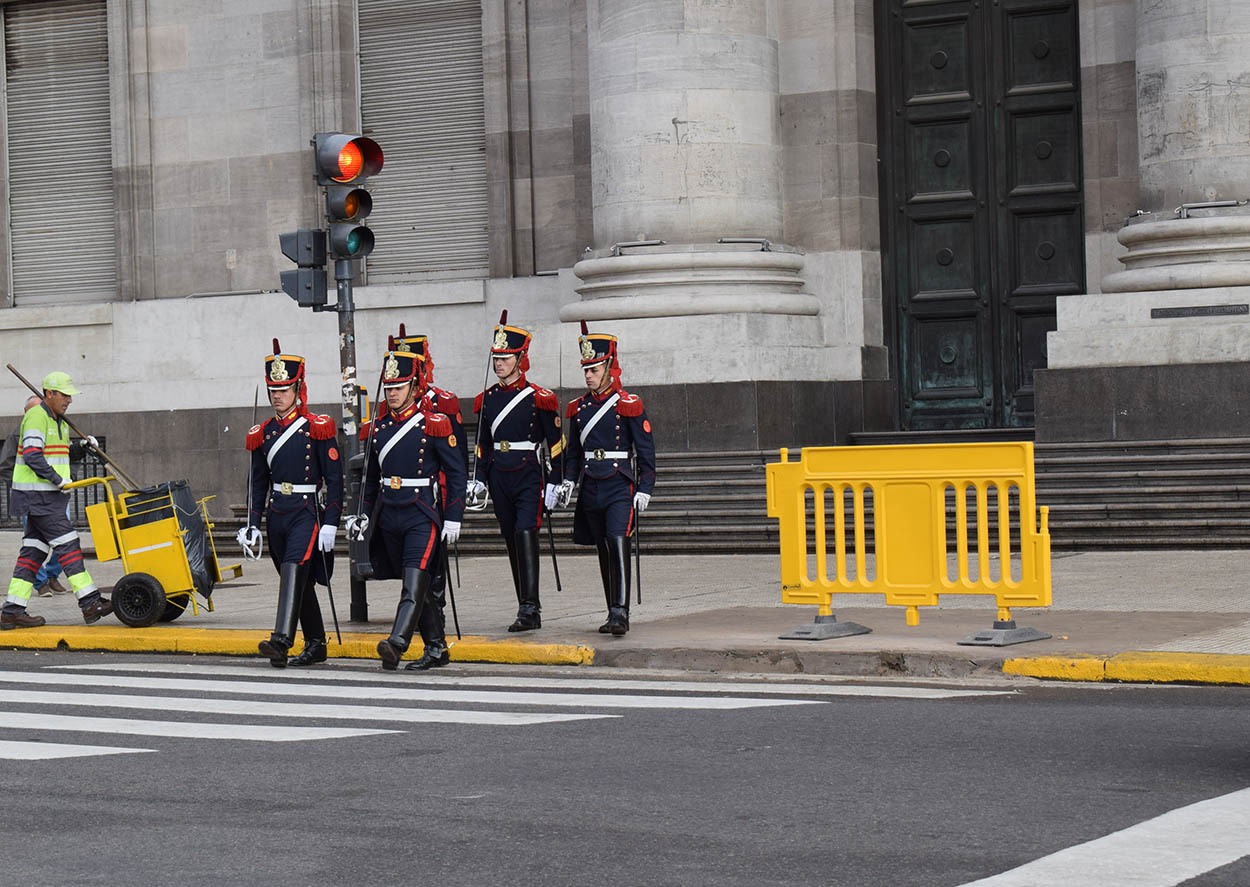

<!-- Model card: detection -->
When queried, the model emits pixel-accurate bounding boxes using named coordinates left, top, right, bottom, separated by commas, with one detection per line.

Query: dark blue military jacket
left=246, top=410, right=344, bottom=529
left=472, top=376, right=564, bottom=483
left=562, top=388, right=656, bottom=493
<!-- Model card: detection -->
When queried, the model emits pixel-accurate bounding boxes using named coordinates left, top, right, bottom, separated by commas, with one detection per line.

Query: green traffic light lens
left=345, top=230, right=362, bottom=255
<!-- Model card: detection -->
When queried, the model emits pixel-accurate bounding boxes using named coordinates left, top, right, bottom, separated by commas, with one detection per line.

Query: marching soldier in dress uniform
left=467, top=317, right=564, bottom=632
left=238, top=341, right=344, bottom=668
left=389, top=325, right=467, bottom=670
left=347, top=343, right=466, bottom=671
left=557, top=325, right=655, bottom=635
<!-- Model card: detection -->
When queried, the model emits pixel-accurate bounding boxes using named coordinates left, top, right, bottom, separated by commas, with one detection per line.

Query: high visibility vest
left=11, top=405, right=70, bottom=492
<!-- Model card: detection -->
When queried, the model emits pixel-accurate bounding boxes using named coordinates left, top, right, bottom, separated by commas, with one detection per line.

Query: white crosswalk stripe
left=0, top=662, right=1001, bottom=762
left=0, top=739, right=155, bottom=760
left=56, top=663, right=1016, bottom=699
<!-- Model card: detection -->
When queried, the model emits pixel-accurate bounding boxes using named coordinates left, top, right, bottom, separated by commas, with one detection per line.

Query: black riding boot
left=289, top=568, right=327, bottom=666
left=377, top=567, right=428, bottom=671
left=507, top=528, right=542, bottom=632
left=504, top=535, right=521, bottom=603
left=259, top=562, right=304, bottom=668
left=406, top=585, right=449, bottom=671
left=596, top=539, right=614, bottom=633
left=605, top=535, right=631, bottom=636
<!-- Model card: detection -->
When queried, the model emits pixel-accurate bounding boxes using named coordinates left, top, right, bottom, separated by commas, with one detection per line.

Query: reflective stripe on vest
left=11, top=406, right=70, bottom=492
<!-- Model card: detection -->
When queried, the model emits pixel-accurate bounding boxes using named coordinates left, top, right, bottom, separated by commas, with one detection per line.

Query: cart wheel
left=112, top=573, right=166, bottom=627
left=158, top=594, right=190, bottom=622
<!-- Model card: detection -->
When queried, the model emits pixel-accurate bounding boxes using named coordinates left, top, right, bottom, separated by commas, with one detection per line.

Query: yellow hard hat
left=41, top=371, right=80, bottom=396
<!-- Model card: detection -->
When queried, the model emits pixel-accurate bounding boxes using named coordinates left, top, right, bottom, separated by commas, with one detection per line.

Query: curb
left=1004, top=651, right=1250, bottom=686
left=0, top=626, right=596, bottom=667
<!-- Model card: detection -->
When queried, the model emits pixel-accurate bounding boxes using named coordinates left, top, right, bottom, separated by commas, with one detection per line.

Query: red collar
left=393, top=402, right=419, bottom=421
left=499, top=375, right=527, bottom=391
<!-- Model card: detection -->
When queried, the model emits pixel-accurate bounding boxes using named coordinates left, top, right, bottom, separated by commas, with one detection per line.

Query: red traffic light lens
left=315, top=133, right=383, bottom=184
left=335, top=142, right=364, bottom=182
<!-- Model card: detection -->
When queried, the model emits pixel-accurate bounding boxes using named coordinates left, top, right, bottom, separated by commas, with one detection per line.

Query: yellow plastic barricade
left=766, top=442, right=1051, bottom=633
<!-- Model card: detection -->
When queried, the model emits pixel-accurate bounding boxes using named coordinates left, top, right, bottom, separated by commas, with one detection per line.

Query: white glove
left=441, top=520, right=461, bottom=544
left=556, top=479, right=575, bottom=508
left=544, top=483, right=560, bottom=510
left=466, top=479, right=488, bottom=511
left=633, top=492, right=651, bottom=514
left=236, top=525, right=262, bottom=560
left=85, top=435, right=99, bottom=450
left=344, top=514, right=369, bottom=541
left=317, top=524, right=337, bottom=552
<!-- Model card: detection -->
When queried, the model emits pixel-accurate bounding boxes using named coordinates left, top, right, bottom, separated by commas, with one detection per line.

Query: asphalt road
left=1, top=651, right=1248, bottom=886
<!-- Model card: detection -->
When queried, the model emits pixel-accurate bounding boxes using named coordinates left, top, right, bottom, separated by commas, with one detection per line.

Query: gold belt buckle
left=389, top=476, right=402, bottom=490
left=280, top=482, right=293, bottom=495
left=500, top=440, right=511, bottom=453
left=593, top=448, right=605, bottom=460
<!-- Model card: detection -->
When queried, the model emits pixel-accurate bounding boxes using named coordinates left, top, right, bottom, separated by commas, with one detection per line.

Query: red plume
left=388, top=335, right=395, bottom=350
left=499, top=310, right=508, bottom=325
left=580, top=321, right=588, bottom=335
left=398, top=323, right=406, bottom=337
left=272, top=338, right=280, bottom=354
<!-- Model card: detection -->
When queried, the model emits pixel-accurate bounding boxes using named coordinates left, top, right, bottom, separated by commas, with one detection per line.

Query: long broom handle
left=6, top=363, right=141, bottom=491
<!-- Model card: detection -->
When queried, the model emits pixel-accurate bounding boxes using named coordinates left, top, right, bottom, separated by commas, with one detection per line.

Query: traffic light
left=278, top=228, right=327, bottom=307
left=314, top=133, right=383, bottom=261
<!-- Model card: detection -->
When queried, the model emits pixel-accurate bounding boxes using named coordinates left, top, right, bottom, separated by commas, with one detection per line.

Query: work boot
left=287, top=638, right=328, bottom=667
left=507, top=528, right=542, bottom=632
left=0, top=609, right=46, bottom=630
left=80, top=595, right=114, bottom=625
left=47, top=577, right=68, bottom=595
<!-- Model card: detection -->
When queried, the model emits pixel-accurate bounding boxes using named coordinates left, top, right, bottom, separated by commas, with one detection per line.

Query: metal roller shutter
left=3, top=0, right=114, bottom=306
left=358, top=0, right=489, bottom=278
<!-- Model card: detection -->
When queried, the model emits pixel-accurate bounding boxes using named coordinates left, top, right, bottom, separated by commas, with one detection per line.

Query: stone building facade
left=0, top=0, right=1244, bottom=514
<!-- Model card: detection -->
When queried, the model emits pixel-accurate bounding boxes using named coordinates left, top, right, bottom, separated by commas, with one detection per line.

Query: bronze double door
left=877, top=0, right=1084, bottom=430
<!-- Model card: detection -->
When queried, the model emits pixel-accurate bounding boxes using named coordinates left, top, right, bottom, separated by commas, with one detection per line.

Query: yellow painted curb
left=1003, top=655, right=1108, bottom=682
left=0, top=626, right=595, bottom=667
left=1105, top=651, right=1250, bottom=686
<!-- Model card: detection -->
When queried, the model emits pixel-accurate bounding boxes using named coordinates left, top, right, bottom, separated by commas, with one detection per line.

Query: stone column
left=1038, top=0, right=1250, bottom=441
left=1136, top=0, right=1250, bottom=209
left=566, top=0, right=823, bottom=384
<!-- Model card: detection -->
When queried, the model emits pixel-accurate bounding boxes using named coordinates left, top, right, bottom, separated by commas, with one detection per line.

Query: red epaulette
left=245, top=423, right=265, bottom=451
left=473, top=391, right=484, bottom=414
left=617, top=391, right=645, bottom=417
left=358, top=420, right=372, bottom=442
left=566, top=400, right=580, bottom=419
left=533, top=385, right=558, bottom=412
left=435, top=389, right=462, bottom=419
left=309, top=414, right=337, bottom=440
left=424, top=412, right=452, bottom=437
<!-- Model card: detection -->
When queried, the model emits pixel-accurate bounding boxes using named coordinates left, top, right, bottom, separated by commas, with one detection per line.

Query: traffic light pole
left=335, top=259, right=369, bottom=622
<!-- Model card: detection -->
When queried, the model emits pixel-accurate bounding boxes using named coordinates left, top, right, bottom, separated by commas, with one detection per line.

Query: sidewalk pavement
left=1, top=529, right=1249, bottom=685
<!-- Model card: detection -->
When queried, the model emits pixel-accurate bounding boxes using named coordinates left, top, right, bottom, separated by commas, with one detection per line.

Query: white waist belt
left=381, top=476, right=432, bottom=490
left=494, top=441, right=537, bottom=452
left=273, top=483, right=317, bottom=494
left=588, top=450, right=629, bottom=460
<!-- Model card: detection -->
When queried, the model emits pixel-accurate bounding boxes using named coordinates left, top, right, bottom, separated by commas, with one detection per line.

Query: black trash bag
left=121, top=480, right=213, bottom=599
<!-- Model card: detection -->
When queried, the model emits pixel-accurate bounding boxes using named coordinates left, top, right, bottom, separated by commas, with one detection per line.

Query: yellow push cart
left=67, top=476, right=243, bottom=627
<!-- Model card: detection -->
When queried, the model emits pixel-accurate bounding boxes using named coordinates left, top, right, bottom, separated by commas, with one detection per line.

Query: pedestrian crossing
left=0, top=662, right=1015, bottom=761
